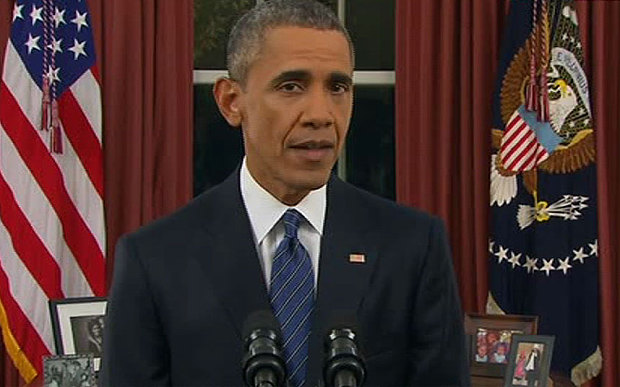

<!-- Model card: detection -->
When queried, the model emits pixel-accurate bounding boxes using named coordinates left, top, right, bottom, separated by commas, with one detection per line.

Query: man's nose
left=302, top=88, right=334, bottom=129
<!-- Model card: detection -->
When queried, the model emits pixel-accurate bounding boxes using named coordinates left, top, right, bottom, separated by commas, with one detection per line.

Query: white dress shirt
left=240, top=158, right=325, bottom=291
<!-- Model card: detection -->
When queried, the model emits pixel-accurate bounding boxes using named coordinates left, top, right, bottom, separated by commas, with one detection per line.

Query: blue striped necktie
left=269, top=209, right=315, bottom=387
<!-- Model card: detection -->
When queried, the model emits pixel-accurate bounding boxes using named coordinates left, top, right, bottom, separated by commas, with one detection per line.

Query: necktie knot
left=282, top=209, right=302, bottom=239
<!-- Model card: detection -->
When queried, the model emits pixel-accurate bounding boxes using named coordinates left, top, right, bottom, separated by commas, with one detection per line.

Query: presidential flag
left=488, top=0, right=600, bottom=383
left=0, top=0, right=105, bottom=381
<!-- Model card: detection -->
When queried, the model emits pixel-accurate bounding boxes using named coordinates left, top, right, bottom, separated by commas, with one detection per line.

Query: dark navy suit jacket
left=101, top=171, right=470, bottom=386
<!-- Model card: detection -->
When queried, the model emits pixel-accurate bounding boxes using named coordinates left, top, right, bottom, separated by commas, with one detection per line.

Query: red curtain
left=395, top=0, right=620, bottom=385
left=0, top=2, right=14, bottom=384
left=575, top=2, right=620, bottom=386
left=90, top=0, right=194, bottom=283
left=395, top=0, right=509, bottom=313
left=0, top=0, right=193, bottom=385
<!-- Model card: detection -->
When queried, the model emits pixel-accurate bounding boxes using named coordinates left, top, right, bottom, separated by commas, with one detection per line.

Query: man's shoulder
left=330, top=177, right=440, bottom=228
left=122, top=175, right=237, bottom=245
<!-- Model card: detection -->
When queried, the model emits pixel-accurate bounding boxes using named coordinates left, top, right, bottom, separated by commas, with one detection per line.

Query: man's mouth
left=289, top=140, right=335, bottom=161
left=290, top=140, right=334, bottom=150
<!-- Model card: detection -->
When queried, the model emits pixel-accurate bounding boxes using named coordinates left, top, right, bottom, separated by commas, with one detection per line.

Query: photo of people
left=43, top=355, right=95, bottom=387
left=511, top=342, right=544, bottom=386
left=475, top=339, right=489, bottom=362
left=475, top=328, right=522, bottom=364
left=70, top=315, right=104, bottom=357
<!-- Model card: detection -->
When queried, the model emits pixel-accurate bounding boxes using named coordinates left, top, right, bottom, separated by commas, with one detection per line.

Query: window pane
left=194, top=0, right=255, bottom=69
left=193, top=84, right=244, bottom=196
left=346, top=0, right=395, bottom=70
left=195, top=0, right=339, bottom=70
left=346, top=85, right=395, bottom=200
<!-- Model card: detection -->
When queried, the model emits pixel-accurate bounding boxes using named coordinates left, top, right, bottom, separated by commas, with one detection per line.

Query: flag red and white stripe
left=499, top=109, right=549, bottom=172
left=0, top=0, right=105, bottom=381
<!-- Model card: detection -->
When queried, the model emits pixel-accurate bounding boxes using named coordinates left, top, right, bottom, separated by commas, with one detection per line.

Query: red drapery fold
left=395, top=0, right=509, bottom=314
left=575, top=2, right=620, bottom=386
left=396, top=0, right=619, bottom=385
left=92, top=0, right=194, bottom=284
left=0, top=0, right=193, bottom=385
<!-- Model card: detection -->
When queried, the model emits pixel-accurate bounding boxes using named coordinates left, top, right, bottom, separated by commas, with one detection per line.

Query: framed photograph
left=43, top=353, right=96, bottom=387
left=464, top=313, right=538, bottom=378
left=49, top=297, right=107, bottom=371
left=503, top=334, right=555, bottom=387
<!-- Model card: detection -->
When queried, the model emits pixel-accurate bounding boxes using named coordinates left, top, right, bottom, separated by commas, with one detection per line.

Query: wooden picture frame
left=49, top=297, right=107, bottom=371
left=503, top=334, right=555, bottom=387
left=464, top=313, right=538, bottom=378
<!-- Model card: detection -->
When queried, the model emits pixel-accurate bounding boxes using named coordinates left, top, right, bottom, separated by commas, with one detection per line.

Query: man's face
left=92, top=323, right=102, bottom=338
left=229, top=26, right=353, bottom=204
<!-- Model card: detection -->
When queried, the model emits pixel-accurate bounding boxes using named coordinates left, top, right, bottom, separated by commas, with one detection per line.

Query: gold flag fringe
left=0, top=299, right=37, bottom=383
left=571, top=346, right=602, bottom=385
left=486, top=292, right=506, bottom=315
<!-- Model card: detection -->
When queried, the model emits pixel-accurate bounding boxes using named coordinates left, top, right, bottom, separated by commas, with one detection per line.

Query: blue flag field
left=488, top=0, right=600, bottom=383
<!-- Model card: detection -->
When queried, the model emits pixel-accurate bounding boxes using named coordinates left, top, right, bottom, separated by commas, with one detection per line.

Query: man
left=101, top=1, right=469, bottom=386
left=525, top=346, right=541, bottom=387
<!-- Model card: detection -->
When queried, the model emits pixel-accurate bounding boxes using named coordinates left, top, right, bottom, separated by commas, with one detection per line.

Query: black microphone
left=323, top=316, right=366, bottom=387
left=242, top=310, right=287, bottom=387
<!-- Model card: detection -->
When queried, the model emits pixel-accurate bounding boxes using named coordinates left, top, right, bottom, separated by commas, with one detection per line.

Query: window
left=193, top=0, right=395, bottom=199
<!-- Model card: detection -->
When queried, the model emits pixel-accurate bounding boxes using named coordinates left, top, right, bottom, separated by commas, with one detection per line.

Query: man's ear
left=213, top=77, right=244, bottom=127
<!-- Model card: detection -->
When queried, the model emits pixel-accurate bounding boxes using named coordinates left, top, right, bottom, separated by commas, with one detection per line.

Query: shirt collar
left=240, top=157, right=326, bottom=245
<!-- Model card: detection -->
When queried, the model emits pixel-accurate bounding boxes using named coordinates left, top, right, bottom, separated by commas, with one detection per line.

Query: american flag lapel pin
left=348, top=253, right=366, bottom=264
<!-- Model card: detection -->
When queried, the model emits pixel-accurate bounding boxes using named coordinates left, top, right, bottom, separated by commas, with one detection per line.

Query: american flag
left=499, top=108, right=550, bottom=172
left=0, top=0, right=105, bottom=382
left=489, top=0, right=600, bottom=382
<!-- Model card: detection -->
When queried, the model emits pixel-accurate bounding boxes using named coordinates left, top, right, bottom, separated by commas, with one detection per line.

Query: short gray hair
left=227, top=0, right=354, bottom=84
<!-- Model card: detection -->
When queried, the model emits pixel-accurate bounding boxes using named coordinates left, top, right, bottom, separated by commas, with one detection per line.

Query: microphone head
left=323, top=311, right=366, bottom=386
left=322, top=311, right=361, bottom=348
left=242, top=310, right=286, bottom=386
left=242, top=310, right=281, bottom=348
left=243, top=310, right=280, bottom=339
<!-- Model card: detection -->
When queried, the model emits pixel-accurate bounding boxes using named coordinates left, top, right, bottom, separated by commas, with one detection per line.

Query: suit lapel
left=191, top=173, right=378, bottom=385
left=306, top=177, right=378, bottom=386
left=192, top=171, right=272, bottom=338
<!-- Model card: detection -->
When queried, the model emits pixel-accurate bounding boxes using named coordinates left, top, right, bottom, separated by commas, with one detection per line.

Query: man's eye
left=279, top=82, right=303, bottom=92
left=331, top=83, right=350, bottom=94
